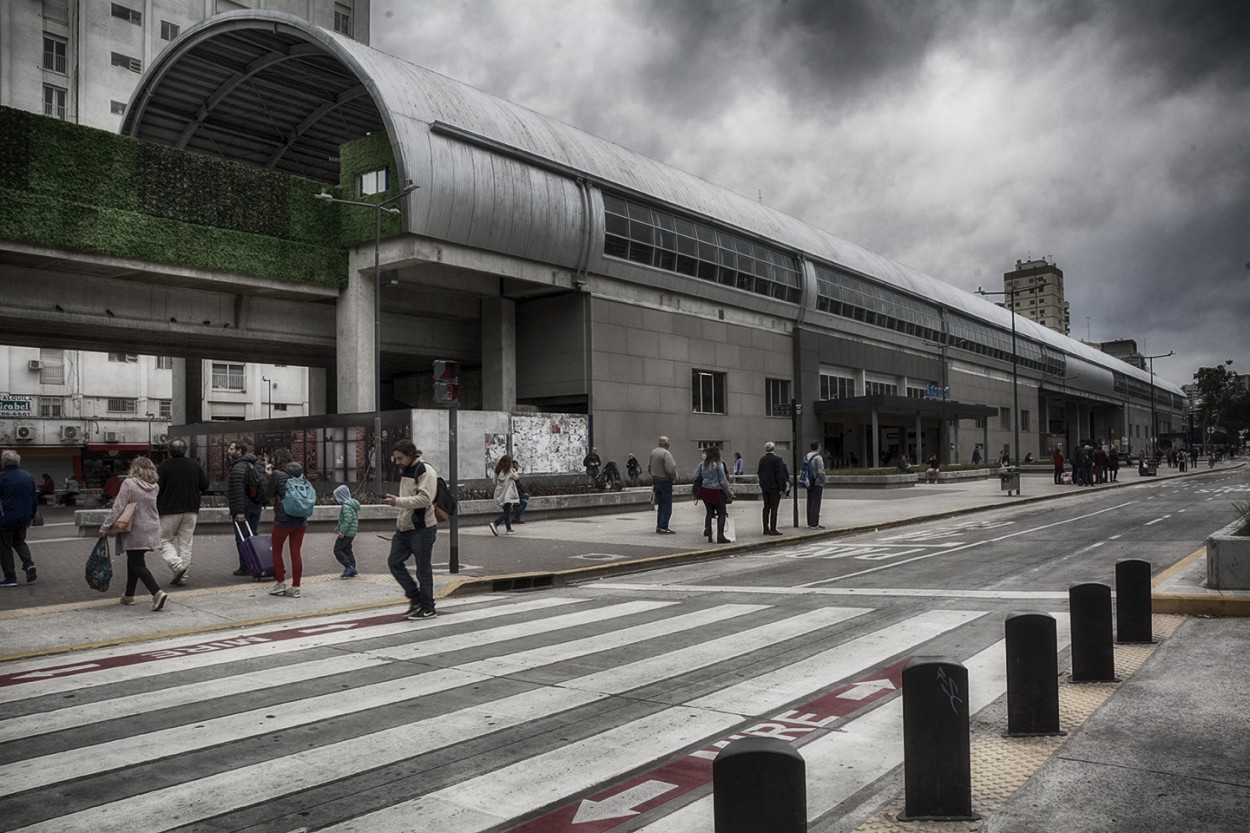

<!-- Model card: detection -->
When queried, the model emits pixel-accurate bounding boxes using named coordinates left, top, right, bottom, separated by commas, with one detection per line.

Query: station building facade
left=94, top=11, right=1184, bottom=471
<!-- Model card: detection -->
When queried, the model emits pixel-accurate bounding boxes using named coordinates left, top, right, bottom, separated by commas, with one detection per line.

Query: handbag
left=110, top=502, right=136, bottom=533
left=85, top=537, right=113, bottom=592
left=691, top=470, right=704, bottom=497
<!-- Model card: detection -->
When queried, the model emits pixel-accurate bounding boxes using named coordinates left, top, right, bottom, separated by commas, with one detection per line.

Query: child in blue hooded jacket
left=333, top=484, right=360, bottom=577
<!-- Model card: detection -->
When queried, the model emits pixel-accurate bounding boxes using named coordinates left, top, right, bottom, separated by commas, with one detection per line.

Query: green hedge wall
left=0, top=105, right=351, bottom=286
left=335, top=131, right=403, bottom=245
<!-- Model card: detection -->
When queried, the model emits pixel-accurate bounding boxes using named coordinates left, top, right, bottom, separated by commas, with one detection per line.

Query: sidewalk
left=1, top=461, right=1245, bottom=660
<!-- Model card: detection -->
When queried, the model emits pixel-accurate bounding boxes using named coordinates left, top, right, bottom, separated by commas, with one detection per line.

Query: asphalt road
left=1, top=468, right=1246, bottom=832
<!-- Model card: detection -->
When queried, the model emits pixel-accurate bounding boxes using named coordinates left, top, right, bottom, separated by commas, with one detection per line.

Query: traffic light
left=433, top=360, right=459, bottom=407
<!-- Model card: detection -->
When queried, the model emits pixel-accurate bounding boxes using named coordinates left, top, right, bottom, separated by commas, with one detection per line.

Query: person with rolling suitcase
left=235, top=518, right=274, bottom=580
left=227, top=441, right=264, bottom=577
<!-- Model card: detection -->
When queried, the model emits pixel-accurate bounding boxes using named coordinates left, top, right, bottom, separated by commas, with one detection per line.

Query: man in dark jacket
left=156, top=438, right=209, bottom=586
left=0, top=450, right=39, bottom=586
left=226, top=440, right=263, bottom=576
left=756, top=441, right=790, bottom=536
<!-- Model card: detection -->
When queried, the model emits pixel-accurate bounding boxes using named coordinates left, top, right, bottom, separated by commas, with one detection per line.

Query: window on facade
left=695, top=439, right=728, bottom=452
left=42, top=85, right=66, bottom=120
left=157, top=400, right=172, bottom=419
left=107, top=353, right=138, bottom=363
left=357, top=168, right=389, bottom=196
left=42, top=0, right=70, bottom=24
left=108, top=398, right=137, bottom=414
left=820, top=373, right=855, bottom=400
left=602, top=193, right=801, bottom=303
left=156, top=356, right=173, bottom=369
left=865, top=380, right=899, bottom=397
left=211, top=362, right=246, bottom=391
left=1021, top=410, right=1031, bottom=432
left=160, top=20, right=180, bottom=40
left=39, top=397, right=64, bottom=418
left=692, top=369, right=726, bottom=415
left=111, top=3, right=141, bottom=24
left=906, top=386, right=928, bottom=399
left=765, top=378, right=791, bottom=417
left=110, top=100, right=126, bottom=115
left=110, top=52, right=142, bottom=73
left=42, top=34, right=67, bottom=73
left=999, top=407, right=1011, bottom=430
left=273, top=403, right=289, bottom=412
left=334, top=3, right=353, bottom=36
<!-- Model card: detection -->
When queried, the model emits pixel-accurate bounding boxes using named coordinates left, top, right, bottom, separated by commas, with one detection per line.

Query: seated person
left=38, top=474, right=57, bottom=504
left=58, top=475, right=80, bottom=506
left=100, top=473, right=122, bottom=507
left=925, top=455, right=940, bottom=483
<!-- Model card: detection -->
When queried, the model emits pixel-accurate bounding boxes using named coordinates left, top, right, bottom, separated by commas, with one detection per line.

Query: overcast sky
left=373, top=0, right=1248, bottom=390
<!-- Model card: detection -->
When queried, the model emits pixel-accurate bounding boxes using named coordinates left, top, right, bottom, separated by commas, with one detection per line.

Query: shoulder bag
left=110, top=501, right=137, bottom=533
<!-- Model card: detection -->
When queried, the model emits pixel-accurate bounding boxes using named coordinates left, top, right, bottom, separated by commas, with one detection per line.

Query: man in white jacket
left=383, top=440, right=439, bottom=620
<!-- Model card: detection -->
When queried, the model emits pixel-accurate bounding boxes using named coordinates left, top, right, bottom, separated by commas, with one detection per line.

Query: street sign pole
left=790, top=399, right=801, bottom=529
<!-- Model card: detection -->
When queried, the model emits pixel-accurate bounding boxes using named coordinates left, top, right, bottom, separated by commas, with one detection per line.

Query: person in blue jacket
left=0, top=449, right=39, bottom=586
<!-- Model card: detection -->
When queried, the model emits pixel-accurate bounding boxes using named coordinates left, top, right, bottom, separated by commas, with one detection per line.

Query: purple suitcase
left=236, top=521, right=274, bottom=580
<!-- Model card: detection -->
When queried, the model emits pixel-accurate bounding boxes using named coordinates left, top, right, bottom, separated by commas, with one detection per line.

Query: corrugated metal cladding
left=124, top=11, right=1183, bottom=399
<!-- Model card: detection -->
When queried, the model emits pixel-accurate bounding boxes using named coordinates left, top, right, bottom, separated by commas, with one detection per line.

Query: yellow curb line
left=1151, top=547, right=1206, bottom=588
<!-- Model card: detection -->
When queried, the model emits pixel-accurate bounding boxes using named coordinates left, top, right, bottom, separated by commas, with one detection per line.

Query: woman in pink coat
left=98, top=456, right=167, bottom=611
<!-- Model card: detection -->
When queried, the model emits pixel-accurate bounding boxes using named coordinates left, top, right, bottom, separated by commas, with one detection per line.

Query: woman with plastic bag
left=97, top=456, right=167, bottom=611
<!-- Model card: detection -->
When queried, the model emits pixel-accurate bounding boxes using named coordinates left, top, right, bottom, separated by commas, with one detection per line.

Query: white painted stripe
left=0, top=653, right=391, bottom=743
left=0, top=596, right=584, bottom=704
left=454, top=603, right=770, bottom=678
left=559, top=607, right=874, bottom=696
left=364, top=599, right=678, bottom=661
left=588, top=582, right=1071, bottom=600
left=691, top=609, right=986, bottom=714
left=10, top=686, right=607, bottom=833
left=318, top=705, right=739, bottom=833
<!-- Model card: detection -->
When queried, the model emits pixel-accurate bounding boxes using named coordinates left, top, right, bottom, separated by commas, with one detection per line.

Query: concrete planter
left=1206, top=519, right=1250, bottom=590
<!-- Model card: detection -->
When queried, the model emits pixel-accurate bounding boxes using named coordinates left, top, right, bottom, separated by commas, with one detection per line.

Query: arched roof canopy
left=123, top=11, right=389, bottom=184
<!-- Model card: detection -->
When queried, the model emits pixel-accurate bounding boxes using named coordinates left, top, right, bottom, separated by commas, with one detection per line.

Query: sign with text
left=0, top=398, right=33, bottom=415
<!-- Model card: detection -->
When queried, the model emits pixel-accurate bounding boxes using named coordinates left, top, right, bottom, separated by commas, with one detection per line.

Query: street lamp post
left=145, top=412, right=155, bottom=451
left=978, top=279, right=1045, bottom=475
left=315, top=181, right=419, bottom=501
left=1143, top=350, right=1174, bottom=454
left=261, top=376, right=272, bottom=419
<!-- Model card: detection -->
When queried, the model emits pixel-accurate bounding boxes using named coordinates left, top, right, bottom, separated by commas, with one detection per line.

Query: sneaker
left=24, top=565, right=37, bottom=583
left=0, top=578, right=17, bottom=587
left=171, top=564, right=188, bottom=585
left=341, top=567, right=358, bottom=578
left=766, top=530, right=783, bottom=536
left=232, top=567, right=251, bottom=577
left=403, top=601, right=422, bottom=617
left=506, top=528, right=516, bottom=534
left=268, top=582, right=287, bottom=596
left=407, top=608, right=437, bottom=620
left=656, top=528, right=676, bottom=535
left=285, top=587, right=301, bottom=598
left=488, top=522, right=498, bottom=536
left=119, top=596, right=135, bottom=605
left=152, top=590, right=168, bottom=611
left=171, top=576, right=188, bottom=587
left=514, top=520, right=526, bottom=525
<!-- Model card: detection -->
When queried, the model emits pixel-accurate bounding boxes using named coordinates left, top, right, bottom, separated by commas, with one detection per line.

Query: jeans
left=0, top=526, right=34, bottom=580
left=272, top=523, right=305, bottom=586
left=158, top=512, right=198, bottom=575
left=512, top=492, right=529, bottom=523
left=124, top=549, right=160, bottom=597
left=389, top=526, right=437, bottom=612
left=493, top=504, right=514, bottom=531
left=761, top=491, right=782, bottom=532
left=806, top=485, right=824, bottom=527
left=333, top=535, right=356, bottom=569
left=653, top=480, right=673, bottom=530
left=233, top=506, right=262, bottom=570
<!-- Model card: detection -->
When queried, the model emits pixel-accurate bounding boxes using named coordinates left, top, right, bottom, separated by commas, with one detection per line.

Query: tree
left=1193, top=363, right=1243, bottom=449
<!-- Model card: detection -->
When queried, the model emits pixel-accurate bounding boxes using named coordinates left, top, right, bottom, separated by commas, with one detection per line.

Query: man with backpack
left=383, top=440, right=440, bottom=621
left=156, top=438, right=209, bottom=586
left=226, top=441, right=264, bottom=577
left=803, top=441, right=828, bottom=530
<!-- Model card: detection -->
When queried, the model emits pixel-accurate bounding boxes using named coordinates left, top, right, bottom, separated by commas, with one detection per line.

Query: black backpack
left=434, top=476, right=458, bottom=522
left=245, top=462, right=265, bottom=503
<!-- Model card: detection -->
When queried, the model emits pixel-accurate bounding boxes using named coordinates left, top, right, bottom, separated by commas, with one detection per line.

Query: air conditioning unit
left=155, top=433, right=169, bottom=444
left=27, top=360, right=41, bottom=371
left=15, top=426, right=35, bottom=441
left=60, top=425, right=80, bottom=441
left=104, top=431, right=120, bottom=443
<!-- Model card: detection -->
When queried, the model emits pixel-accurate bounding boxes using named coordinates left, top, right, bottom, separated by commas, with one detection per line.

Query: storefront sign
left=0, top=398, right=33, bottom=415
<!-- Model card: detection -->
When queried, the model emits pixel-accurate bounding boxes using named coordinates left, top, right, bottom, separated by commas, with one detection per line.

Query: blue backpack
left=799, top=460, right=812, bottom=488
left=281, top=474, right=316, bottom=518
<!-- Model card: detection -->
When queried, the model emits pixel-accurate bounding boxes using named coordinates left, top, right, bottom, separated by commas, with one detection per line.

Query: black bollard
left=1004, top=612, right=1065, bottom=736
left=713, top=737, right=805, bottom=833
left=897, top=657, right=980, bottom=822
left=1115, top=558, right=1155, bottom=644
left=1069, top=582, right=1118, bottom=682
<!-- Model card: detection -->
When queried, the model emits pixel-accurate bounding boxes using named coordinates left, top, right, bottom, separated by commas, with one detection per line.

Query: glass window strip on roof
left=603, top=193, right=800, bottom=303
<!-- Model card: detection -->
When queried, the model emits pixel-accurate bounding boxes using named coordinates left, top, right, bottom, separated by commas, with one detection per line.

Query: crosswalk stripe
left=314, top=610, right=986, bottom=833
left=0, top=595, right=584, bottom=704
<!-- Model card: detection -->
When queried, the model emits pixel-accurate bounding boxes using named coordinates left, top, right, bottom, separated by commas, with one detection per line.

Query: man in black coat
left=0, top=449, right=39, bottom=586
left=756, top=441, right=790, bottom=536
left=226, top=440, right=264, bottom=576
left=156, top=438, right=209, bottom=586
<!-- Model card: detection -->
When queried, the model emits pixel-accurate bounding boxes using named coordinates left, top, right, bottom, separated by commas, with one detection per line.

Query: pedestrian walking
left=58, top=474, right=79, bottom=506
left=625, top=453, right=642, bottom=485
left=756, top=441, right=789, bottom=536
left=263, top=448, right=309, bottom=599
left=0, top=449, right=39, bottom=587
left=804, top=442, right=827, bottom=529
left=510, top=458, right=529, bottom=525
left=332, top=484, right=359, bottom=577
left=695, top=446, right=733, bottom=543
left=156, top=438, right=209, bottom=586
left=489, top=454, right=520, bottom=535
left=583, top=448, right=602, bottom=486
left=382, top=440, right=439, bottom=620
left=226, top=440, right=264, bottom=576
left=97, top=455, right=167, bottom=611
left=1053, top=448, right=1065, bottom=485
left=971, top=444, right=983, bottom=465
left=649, top=436, right=678, bottom=534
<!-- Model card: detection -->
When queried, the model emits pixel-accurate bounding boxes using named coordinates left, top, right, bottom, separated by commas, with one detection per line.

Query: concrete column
left=170, top=358, right=204, bottom=426
left=481, top=296, right=517, bottom=411
left=871, top=409, right=880, bottom=468
left=308, top=366, right=328, bottom=416
left=915, top=413, right=923, bottom=463
left=336, top=256, right=375, bottom=415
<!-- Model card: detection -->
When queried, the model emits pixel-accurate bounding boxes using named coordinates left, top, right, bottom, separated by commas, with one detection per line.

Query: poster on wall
left=484, top=432, right=509, bottom=474
left=509, top=414, right=588, bottom=474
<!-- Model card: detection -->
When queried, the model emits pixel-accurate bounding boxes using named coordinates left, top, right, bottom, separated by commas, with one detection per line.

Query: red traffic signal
left=433, top=360, right=459, bottom=382
left=433, top=381, right=460, bottom=403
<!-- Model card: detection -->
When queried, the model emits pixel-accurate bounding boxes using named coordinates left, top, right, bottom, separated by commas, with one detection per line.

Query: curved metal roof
left=123, top=10, right=1184, bottom=399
